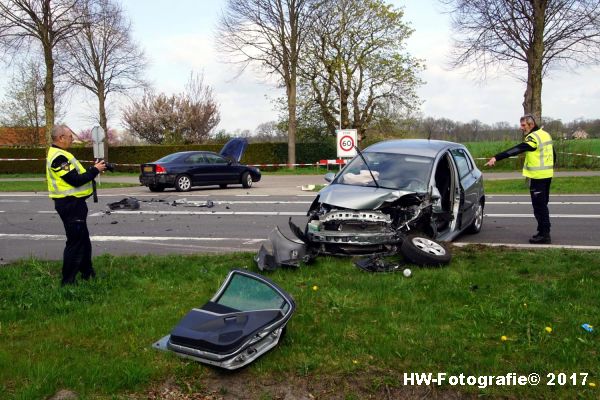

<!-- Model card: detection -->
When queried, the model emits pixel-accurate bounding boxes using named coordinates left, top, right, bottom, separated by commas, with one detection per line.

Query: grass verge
left=1, top=248, right=598, bottom=399
left=484, top=176, right=600, bottom=194
left=0, top=181, right=140, bottom=192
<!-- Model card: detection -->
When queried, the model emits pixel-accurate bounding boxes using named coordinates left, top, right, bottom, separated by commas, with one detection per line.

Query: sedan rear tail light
left=155, top=164, right=167, bottom=174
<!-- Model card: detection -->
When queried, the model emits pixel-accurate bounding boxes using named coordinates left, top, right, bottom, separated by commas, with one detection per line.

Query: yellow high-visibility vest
left=523, top=128, right=554, bottom=179
left=46, top=146, right=93, bottom=198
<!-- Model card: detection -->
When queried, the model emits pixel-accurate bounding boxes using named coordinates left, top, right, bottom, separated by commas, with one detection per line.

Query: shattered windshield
left=336, top=152, right=433, bottom=192
left=216, top=273, right=290, bottom=313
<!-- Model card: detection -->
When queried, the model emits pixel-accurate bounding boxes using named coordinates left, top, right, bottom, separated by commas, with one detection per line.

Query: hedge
left=0, top=141, right=337, bottom=174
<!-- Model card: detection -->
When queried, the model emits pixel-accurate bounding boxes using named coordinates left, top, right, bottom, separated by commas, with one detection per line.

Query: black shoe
left=531, top=232, right=542, bottom=239
left=529, top=234, right=551, bottom=244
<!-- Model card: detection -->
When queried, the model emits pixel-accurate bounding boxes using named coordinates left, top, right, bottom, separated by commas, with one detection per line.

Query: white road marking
left=487, top=194, right=600, bottom=197
left=485, top=213, right=600, bottom=218
left=454, top=242, right=600, bottom=251
left=212, top=200, right=311, bottom=204
left=0, top=199, right=30, bottom=203
left=0, top=233, right=264, bottom=242
left=235, top=194, right=270, bottom=197
left=87, top=210, right=307, bottom=217
left=487, top=201, right=600, bottom=205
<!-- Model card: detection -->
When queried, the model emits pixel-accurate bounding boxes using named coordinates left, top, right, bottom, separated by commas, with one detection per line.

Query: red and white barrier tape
left=0, top=157, right=345, bottom=167
left=558, top=151, right=600, bottom=159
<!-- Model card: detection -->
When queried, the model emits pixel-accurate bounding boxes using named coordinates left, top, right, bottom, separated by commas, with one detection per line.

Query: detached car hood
left=220, top=138, right=248, bottom=163
left=317, top=184, right=417, bottom=210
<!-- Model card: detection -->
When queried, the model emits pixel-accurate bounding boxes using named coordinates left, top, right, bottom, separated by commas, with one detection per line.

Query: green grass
left=484, top=176, right=600, bottom=194
left=0, top=181, right=139, bottom=192
left=1, top=249, right=598, bottom=399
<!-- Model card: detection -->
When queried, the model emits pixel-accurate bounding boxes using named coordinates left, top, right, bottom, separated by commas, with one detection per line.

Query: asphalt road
left=1, top=176, right=599, bottom=263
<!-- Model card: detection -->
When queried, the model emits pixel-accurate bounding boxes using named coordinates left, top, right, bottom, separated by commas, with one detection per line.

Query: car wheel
left=242, top=172, right=253, bottom=188
left=466, top=200, right=484, bottom=234
left=148, top=184, right=165, bottom=192
left=220, top=184, right=228, bottom=189
left=175, top=174, right=192, bottom=192
left=400, top=233, right=451, bottom=266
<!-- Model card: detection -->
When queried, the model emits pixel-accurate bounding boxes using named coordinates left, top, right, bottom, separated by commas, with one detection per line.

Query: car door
left=154, top=269, right=296, bottom=370
left=204, top=153, right=237, bottom=183
left=183, top=153, right=209, bottom=185
left=450, top=148, right=478, bottom=229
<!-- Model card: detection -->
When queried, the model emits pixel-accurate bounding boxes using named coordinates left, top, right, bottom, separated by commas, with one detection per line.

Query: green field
left=465, top=138, right=600, bottom=171
left=1, top=250, right=598, bottom=399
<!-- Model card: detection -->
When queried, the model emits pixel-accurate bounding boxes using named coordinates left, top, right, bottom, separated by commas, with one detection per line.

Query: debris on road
left=170, top=198, right=214, bottom=208
left=107, top=197, right=140, bottom=211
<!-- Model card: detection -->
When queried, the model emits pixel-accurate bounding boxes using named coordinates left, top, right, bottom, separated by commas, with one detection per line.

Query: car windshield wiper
left=353, top=145, right=380, bottom=188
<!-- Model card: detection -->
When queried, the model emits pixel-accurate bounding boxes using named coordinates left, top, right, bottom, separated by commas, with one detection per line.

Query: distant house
left=571, top=129, right=589, bottom=140
left=0, top=126, right=46, bottom=146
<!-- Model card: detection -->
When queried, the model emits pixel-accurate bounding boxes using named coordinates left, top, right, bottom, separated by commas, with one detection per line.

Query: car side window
left=184, top=154, right=206, bottom=164
left=205, top=154, right=228, bottom=164
left=450, top=149, right=472, bottom=179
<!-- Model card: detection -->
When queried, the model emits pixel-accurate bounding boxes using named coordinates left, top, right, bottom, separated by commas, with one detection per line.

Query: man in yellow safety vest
left=485, top=114, right=554, bottom=244
left=46, top=125, right=107, bottom=285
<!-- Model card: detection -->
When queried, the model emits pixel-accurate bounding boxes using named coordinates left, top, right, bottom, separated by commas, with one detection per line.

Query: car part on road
left=153, top=269, right=295, bottom=370
left=170, top=198, right=214, bottom=208
left=107, top=197, right=140, bottom=211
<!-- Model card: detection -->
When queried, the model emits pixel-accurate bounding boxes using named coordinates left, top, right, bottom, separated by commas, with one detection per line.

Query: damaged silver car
left=153, top=269, right=295, bottom=370
left=257, top=139, right=485, bottom=269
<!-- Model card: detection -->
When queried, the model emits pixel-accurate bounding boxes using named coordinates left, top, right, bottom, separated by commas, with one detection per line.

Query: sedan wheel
left=466, top=201, right=484, bottom=234
left=242, top=172, right=253, bottom=188
left=400, top=233, right=451, bottom=266
left=175, top=175, right=192, bottom=192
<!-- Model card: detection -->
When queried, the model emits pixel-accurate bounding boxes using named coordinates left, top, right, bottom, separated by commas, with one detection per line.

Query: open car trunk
left=153, top=269, right=295, bottom=370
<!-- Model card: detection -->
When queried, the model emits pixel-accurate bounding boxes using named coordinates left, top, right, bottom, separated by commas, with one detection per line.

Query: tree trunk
left=43, top=46, right=55, bottom=144
left=522, top=0, right=546, bottom=124
left=287, top=75, right=297, bottom=167
left=98, top=89, right=109, bottom=159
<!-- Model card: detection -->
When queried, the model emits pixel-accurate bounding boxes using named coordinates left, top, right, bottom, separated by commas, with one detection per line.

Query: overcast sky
left=1, top=0, right=599, bottom=134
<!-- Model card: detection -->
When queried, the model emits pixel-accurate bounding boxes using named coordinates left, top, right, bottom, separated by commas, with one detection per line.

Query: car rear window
left=155, top=153, right=183, bottom=163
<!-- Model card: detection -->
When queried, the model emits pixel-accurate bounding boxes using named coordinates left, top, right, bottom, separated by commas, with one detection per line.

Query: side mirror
left=324, top=172, right=335, bottom=183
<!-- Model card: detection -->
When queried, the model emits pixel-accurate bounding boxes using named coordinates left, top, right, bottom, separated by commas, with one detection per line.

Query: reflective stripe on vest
left=523, top=129, right=554, bottom=179
left=46, top=147, right=93, bottom=198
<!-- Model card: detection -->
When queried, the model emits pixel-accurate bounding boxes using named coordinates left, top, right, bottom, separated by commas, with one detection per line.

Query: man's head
left=519, top=114, right=537, bottom=134
left=51, top=125, right=73, bottom=149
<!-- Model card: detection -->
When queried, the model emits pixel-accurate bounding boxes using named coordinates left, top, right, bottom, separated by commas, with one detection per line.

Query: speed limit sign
left=336, top=129, right=358, bottom=158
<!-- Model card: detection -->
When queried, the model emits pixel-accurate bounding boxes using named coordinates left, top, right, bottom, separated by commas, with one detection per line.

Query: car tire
left=148, top=184, right=165, bottom=192
left=401, top=233, right=451, bottom=266
left=241, top=172, right=253, bottom=188
left=220, top=184, right=228, bottom=189
left=175, top=174, right=192, bottom=192
left=466, top=200, right=484, bottom=234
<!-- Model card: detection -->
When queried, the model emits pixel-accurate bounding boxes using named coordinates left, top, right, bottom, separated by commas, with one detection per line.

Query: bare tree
left=298, top=0, right=422, bottom=141
left=0, top=0, right=87, bottom=142
left=123, top=72, right=220, bottom=144
left=216, top=0, right=315, bottom=166
left=62, top=0, right=147, bottom=143
left=442, top=0, right=600, bottom=122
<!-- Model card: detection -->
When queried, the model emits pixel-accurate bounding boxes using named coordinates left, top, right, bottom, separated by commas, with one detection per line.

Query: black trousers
left=529, top=178, right=552, bottom=235
left=54, top=197, right=95, bottom=285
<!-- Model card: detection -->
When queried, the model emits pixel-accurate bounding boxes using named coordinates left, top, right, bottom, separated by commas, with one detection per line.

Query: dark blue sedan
left=139, top=138, right=261, bottom=192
